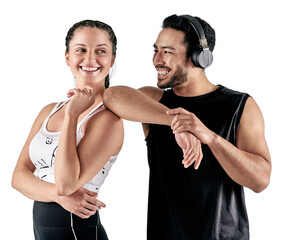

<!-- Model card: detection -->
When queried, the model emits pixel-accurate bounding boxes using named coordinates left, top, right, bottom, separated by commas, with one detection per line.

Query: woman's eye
left=97, top=49, right=106, bottom=54
left=76, top=49, right=86, bottom=53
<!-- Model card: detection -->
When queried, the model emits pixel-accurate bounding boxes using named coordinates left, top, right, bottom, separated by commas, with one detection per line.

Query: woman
left=12, top=20, right=123, bottom=240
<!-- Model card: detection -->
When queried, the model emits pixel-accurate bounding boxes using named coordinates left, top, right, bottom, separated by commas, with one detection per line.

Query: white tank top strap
left=41, top=101, right=68, bottom=134
left=77, top=102, right=104, bottom=139
left=47, top=100, right=69, bottom=120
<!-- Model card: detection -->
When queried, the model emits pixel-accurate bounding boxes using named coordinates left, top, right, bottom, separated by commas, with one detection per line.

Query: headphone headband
left=180, top=15, right=207, bottom=43
left=179, top=14, right=213, bottom=68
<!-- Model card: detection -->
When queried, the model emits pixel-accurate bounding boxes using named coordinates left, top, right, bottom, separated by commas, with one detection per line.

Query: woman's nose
left=85, top=52, right=96, bottom=63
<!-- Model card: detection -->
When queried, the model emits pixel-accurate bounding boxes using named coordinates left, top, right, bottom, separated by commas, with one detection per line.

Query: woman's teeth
left=81, top=66, right=99, bottom=72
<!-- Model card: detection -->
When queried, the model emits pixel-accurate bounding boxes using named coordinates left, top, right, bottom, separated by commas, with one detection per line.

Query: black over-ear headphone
left=180, top=15, right=213, bottom=69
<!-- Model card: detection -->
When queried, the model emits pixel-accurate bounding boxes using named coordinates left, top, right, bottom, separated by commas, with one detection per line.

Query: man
left=103, top=14, right=271, bottom=239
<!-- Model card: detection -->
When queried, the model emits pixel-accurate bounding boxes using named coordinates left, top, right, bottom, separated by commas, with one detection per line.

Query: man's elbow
left=103, top=86, right=121, bottom=109
left=252, top=169, right=271, bottom=193
left=251, top=156, right=272, bottom=193
left=253, top=176, right=270, bottom=193
left=252, top=184, right=268, bottom=193
left=103, top=87, right=112, bottom=108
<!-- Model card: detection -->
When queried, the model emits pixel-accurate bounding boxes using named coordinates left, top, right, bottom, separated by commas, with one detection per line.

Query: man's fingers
left=194, top=141, right=203, bottom=170
left=171, top=115, right=191, bottom=133
left=166, top=107, right=189, bottom=115
left=182, top=150, right=196, bottom=168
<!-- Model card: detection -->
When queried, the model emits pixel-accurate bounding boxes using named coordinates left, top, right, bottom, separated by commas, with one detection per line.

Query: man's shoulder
left=218, top=85, right=249, bottom=97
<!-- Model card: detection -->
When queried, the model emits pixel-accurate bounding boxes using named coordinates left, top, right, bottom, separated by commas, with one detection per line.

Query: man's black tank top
left=146, top=85, right=250, bottom=240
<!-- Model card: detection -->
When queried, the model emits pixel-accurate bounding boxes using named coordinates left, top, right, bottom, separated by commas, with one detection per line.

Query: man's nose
left=153, top=52, right=165, bottom=66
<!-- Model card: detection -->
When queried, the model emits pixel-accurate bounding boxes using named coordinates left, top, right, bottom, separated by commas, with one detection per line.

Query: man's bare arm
left=103, top=86, right=173, bottom=126
left=103, top=85, right=203, bottom=169
left=167, top=97, right=271, bottom=192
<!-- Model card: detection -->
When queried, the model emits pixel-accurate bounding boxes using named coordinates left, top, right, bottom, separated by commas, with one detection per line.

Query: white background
left=1, top=0, right=280, bottom=239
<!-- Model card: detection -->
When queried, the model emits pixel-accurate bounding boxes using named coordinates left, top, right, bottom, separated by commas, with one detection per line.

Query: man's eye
left=164, top=50, right=172, bottom=54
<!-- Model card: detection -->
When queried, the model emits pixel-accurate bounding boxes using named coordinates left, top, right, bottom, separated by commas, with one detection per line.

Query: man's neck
left=173, top=72, right=218, bottom=97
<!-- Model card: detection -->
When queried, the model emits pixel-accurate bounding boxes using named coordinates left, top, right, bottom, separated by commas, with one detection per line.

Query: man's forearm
left=103, top=86, right=173, bottom=126
left=208, top=132, right=271, bottom=193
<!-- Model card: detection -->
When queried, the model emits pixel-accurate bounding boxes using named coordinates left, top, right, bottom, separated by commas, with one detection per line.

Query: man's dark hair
left=162, top=14, right=215, bottom=59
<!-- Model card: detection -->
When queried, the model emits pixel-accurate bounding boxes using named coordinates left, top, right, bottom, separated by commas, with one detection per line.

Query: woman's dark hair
left=162, top=14, right=215, bottom=59
left=65, top=20, right=117, bottom=88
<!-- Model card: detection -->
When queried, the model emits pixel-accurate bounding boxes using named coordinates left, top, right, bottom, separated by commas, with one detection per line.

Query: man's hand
left=175, top=132, right=203, bottom=169
left=167, top=108, right=215, bottom=145
left=57, top=188, right=106, bottom=219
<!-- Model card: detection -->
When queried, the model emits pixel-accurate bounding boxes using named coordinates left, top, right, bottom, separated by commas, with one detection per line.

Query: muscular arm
left=214, top=97, right=271, bottom=192
left=168, top=97, right=271, bottom=192
left=103, top=85, right=203, bottom=168
left=103, top=86, right=173, bottom=127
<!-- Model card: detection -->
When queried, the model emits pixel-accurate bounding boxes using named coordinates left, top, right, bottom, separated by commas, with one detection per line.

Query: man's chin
left=157, top=82, right=170, bottom=89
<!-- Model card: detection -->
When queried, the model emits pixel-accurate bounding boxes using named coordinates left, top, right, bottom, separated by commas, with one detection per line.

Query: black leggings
left=33, top=201, right=108, bottom=240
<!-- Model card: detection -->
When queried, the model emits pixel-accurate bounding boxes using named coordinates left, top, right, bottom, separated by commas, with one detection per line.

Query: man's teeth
left=81, top=67, right=99, bottom=71
left=158, top=70, right=169, bottom=74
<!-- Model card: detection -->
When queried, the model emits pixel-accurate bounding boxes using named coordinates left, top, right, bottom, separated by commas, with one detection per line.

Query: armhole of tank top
left=235, top=93, right=250, bottom=133
left=77, top=104, right=105, bottom=138
left=43, top=101, right=67, bottom=131
left=144, top=90, right=167, bottom=143
left=48, top=102, right=65, bottom=118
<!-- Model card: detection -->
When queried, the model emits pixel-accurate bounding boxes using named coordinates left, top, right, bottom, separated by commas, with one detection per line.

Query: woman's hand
left=65, top=87, right=96, bottom=118
left=57, top=187, right=106, bottom=219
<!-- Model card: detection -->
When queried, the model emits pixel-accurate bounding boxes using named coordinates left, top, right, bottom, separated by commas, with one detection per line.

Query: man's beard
left=158, top=67, right=188, bottom=89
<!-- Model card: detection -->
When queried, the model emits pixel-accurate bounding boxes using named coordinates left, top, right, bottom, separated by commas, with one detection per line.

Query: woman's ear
left=65, top=51, right=70, bottom=66
left=111, top=55, right=116, bottom=67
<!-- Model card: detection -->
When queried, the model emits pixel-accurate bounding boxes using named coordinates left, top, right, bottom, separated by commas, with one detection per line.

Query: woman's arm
left=55, top=110, right=123, bottom=196
left=12, top=103, right=58, bottom=202
left=55, top=89, right=124, bottom=196
left=11, top=103, right=104, bottom=218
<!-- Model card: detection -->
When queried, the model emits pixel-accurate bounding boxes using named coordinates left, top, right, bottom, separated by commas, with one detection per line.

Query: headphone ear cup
left=191, top=49, right=202, bottom=68
left=192, top=49, right=213, bottom=69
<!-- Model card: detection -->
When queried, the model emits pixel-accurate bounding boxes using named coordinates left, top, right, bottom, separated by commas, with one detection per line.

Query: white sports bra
left=29, top=101, right=117, bottom=193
